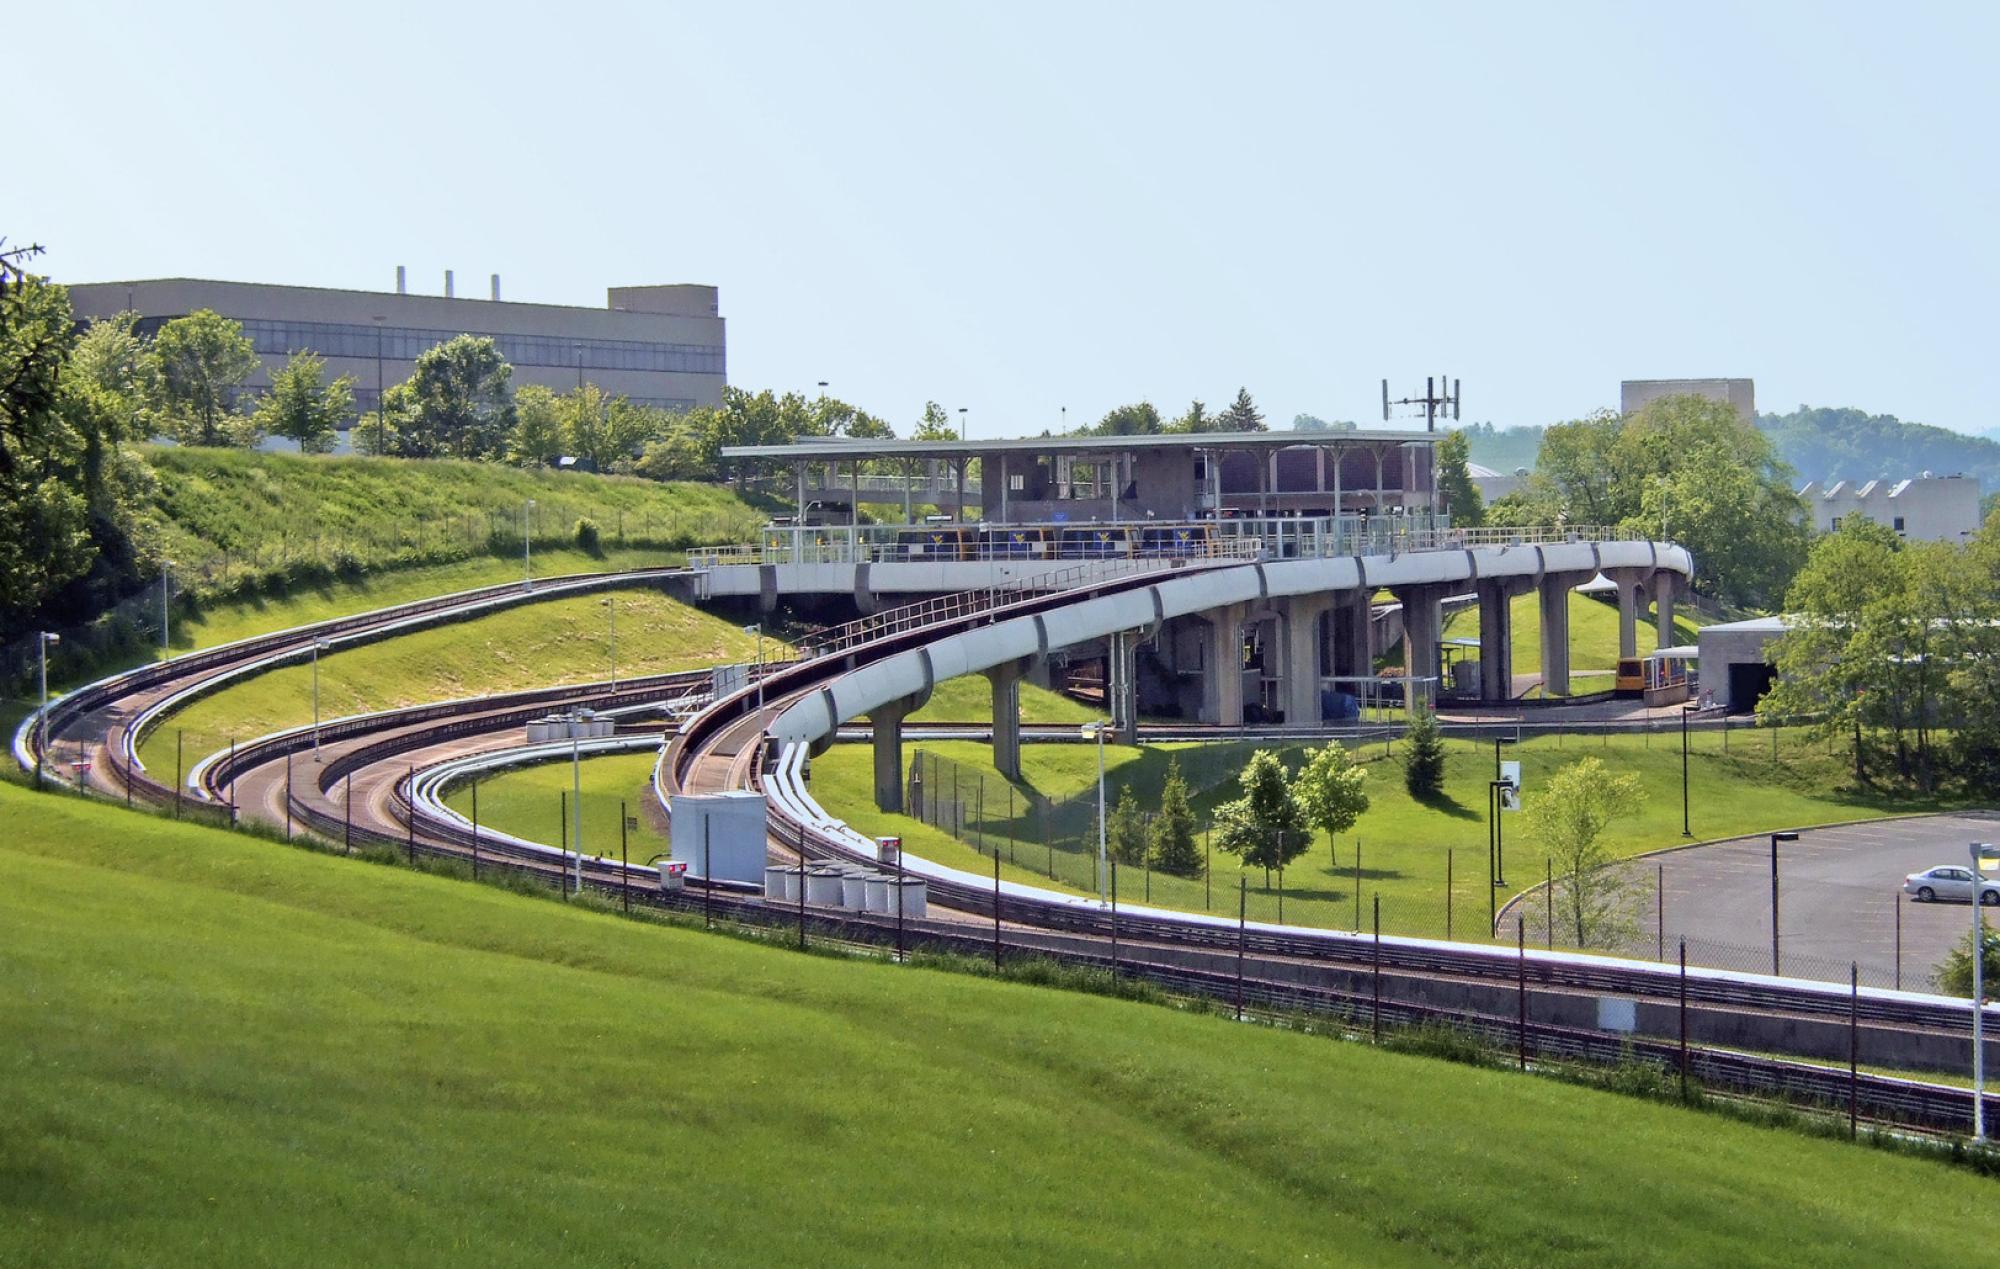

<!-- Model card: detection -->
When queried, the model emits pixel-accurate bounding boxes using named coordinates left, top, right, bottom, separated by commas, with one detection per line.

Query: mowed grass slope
left=808, top=728, right=1956, bottom=936
left=442, top=750, right=663, bottom=856
left=136, top=589, right=771, bottom=778
left=1430, top=590, right=1705, bottom=681
left=1, top=782, right=1991, bottom=1267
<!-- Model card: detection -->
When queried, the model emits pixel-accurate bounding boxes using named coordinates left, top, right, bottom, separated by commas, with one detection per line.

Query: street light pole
left=743, top=623, right=764, bottom=712
left=1680, top=703, right=1692, bottom=837
left=575, top=343, right=585, bottom=393
left=1082, top=721, right=1108, bottom=904
left=1770, top=831, right=1799, bottom=975
left=311, top=638, right=331, bottom=761
left=373, top=315, right=386, bottom=454
left=35, top=631, right=59, bottom=787
left=1972, top=842, right=1990, bottom=1141
left=522, top=498, right=536, bottom=591
left=958, top=407, right=968, bottom=441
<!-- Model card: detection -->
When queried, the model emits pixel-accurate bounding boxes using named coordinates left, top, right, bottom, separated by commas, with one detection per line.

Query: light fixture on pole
left=1080, top=720, right=1109, bottom=904
left=34, top=631, right=59, bottom=787
left=742, top=624, right=764, bottom=711
left=574, top=342, right=585, bottom=393
left=521, top=498, right=536, bottom=591
left=160, top=559, right=173, bottom=655
left=1972, top=842, right=1992, bottom=1141
left=311, top=638, right=332, bottom=761
left=1770, top=831, right=1799, bottom=974
left=958, top=407, right=968, bottom=441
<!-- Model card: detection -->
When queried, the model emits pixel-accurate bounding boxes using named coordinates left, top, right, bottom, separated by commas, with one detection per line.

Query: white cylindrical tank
left=805, top=866, right=846, bottom=907
left=887, top=876, right=928, bottom=920
left=764, top=865, right=789, bottom=901
left=863, top=876, right=892, bottom=914
left=840, top=871, right=873, bottom=910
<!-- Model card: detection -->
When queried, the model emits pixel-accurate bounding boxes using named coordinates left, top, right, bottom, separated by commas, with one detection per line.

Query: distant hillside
left=1456, top=422, right=1545, bottom=474
left=1756, top=406, right=2000, bottom=492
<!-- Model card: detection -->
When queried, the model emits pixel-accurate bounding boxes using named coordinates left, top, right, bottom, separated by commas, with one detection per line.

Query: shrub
left=1404, top=706, right=1445, bottom=799
left=574, top=517, right=601, bottom=553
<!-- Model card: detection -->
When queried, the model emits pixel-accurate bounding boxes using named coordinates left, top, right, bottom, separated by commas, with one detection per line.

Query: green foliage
left=1163, top=399, right=1209, bottom=433
left=911, top=400, right=958, bottom=442
left=152, top=308, right=259, bottom=447
left=1213, top=748, right=1307, bottom=872
left=1215, top=386, right=1265, bottom=432
left=1146, top=757, right=1203, bottom=876
left=573, top=516, right=601, bottom=553
left=1759, top=404, right=2000, bottom=493
left=508, top=384, right=566, bottom=466
left=254, top=351, right=353, bottom=453
left=1403, top=706, right=1445, bottom=799
left=1290, top=413, right=1356, bottom=432
left=1089, top=401, right=1162, bottom=436
left=1434, top=427, right=1484, bottom=526
left=1294, top=739, right=1370, bottom=860
left=1525, top=756, right=1646, bottom=948
left=1107, top=783, right=1147, bottom=865
left=1932, top=921, right=2000, bottom=998
left=398, top=334, right=515, bottom=459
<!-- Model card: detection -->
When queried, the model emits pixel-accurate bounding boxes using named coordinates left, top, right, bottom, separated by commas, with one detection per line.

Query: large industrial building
left=1620, top=377, right=1755, bottom=423
left=1799, top=473, right=1983, bottom=542
left=64, top=273, right=727, bottom=422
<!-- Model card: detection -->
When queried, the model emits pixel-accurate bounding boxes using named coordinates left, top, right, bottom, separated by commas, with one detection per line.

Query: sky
left=21, top=2, right=2000, bottom=436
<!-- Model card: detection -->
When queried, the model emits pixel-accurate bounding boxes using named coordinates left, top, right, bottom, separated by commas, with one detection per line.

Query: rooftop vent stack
left=396, top=265, right=406, bottom=295
left=444, top=270, right=455, bottom=299
left=490, top=273, right=501, bottom=302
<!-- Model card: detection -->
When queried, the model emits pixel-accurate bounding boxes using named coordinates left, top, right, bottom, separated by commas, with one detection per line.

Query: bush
left=1404, top=706, right=1445, bottom=799
left=574, top=517, right=601, bottom=553
left=1933, top=923, right=2000, bottom=997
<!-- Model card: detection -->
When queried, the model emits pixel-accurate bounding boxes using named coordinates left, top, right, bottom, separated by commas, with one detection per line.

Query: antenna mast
left=1380, top=375, right=1462, bottom=432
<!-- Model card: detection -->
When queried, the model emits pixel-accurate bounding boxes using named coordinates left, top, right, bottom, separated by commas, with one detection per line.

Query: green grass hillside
left=1424, top=591, right=1705, bottom=682
left=2, top=781, right=1991, bottom=1266
left=141, top=447, right=767, bottom=603
left=136, top=589, right=769, bottom=779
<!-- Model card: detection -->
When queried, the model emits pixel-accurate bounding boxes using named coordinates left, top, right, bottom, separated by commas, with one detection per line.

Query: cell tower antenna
left=1381, top=374, right=1463, bottom=431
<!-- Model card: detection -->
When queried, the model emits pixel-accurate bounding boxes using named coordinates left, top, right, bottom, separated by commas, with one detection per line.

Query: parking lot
left=1602, top=813, right=2000, bottom=991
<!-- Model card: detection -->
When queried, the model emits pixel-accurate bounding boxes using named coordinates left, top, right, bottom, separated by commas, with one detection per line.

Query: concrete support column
left=1538, top=574, right=1577, bottom=697
left=1282, top=594, right=1332, bottom=725
left=1201, top=604, right=1246, bottom=727
left=869, top=693, right=924, bottom=812
left=1393, top=584, right=1444, bottom=713
left=1615, top=572, right=1640, bottom=659
left=1653, top=571, right=1677, bottom=648
left=1475, top=580, right=1519, bottom=704
left=1330, top=591, right=1374, bottom=681
left=1106, top=632, right=1139, bottom=740
left=985, top=660, right=1026, bottom=781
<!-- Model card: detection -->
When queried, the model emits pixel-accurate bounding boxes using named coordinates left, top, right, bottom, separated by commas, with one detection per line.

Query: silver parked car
left=1903, top=866, right=2000, bottom=905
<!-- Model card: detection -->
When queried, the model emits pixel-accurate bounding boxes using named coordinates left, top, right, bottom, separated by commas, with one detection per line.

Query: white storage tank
left=863, top=875, right=892, bottom=915
left=840, top=871, right=874, bottom=910
left=886, top=876, right=928, bottom=920
left=804, top=866, right=846, bottom=907
left=764, top=866, right=789, bottom=900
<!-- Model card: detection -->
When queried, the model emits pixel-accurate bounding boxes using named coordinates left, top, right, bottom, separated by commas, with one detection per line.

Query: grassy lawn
left=135, top=590, right=770, bottom=779
left=1431, top=591, right=1706, bottom=679
left=809, top=726, right=1960, bottom=939
left=912, top=673, right=1103, bottom=725
left=2, top=780, right=1992, bottom=1266
left=441, top=750, right=664, bottom=861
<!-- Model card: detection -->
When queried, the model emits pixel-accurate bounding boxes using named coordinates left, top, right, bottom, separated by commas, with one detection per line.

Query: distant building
left=1799, top=473, right=1982, bottom=542
left=1620, top=378, right=1755, bottom=424
left=1697, top=616, right=1789, bottom=713
left=64, top=273, right=727, bottom=425
left=1466, top=461, right=1524, bottom=502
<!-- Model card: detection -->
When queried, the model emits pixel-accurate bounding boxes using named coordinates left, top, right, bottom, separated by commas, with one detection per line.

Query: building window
left=1830, top=517, right=1841, bottom=530
left=1009, top=473, right=1025, bottom=492
left=139, top=315, right=726, bottom=377
left=1893, top=516, right=1906, bottom=532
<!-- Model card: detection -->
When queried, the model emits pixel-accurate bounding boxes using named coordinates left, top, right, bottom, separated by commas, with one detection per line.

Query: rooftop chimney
left=444, top=269, right=455, bottom=299
left=395, top=265, right=406, bottom=295
left=490, top=273, right=501, bottom=302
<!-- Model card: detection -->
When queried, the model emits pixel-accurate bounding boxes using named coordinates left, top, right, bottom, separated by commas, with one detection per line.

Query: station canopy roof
left=720, top=428, right=1439, bottom=463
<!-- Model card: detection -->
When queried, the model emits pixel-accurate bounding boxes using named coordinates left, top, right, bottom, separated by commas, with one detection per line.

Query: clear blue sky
left=23, top=2, right=1998, bottom=436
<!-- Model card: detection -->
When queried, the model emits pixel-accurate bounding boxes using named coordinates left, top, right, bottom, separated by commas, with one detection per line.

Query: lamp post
left=958, top=407, right=968, bottom=441
left=575, top=342, right=585, bottom=393
left=160, top=559, right=173, bottom=656
left=742, top=623, right=764, bottom=712
left=1770, top=831, right=1799, bottom=974
left=1081, top=720, right=1109, bottom=904
left=1680, top=702, right=1694, bottom=837
left=372, top=315, right=386, bottom=454
left=522, top=498, right=536, bottom=591
left=35, top=631, right=59, bottom=787
left=311, top=638, right=332, bottom=761
left=1972, top=842, right=1991, bottom=1141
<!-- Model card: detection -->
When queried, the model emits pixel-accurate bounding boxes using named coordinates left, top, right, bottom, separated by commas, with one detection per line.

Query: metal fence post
left=1849, top=961, right=1859, bottom=1138
left=1236, top=877, right=1246, bottom=1022
left=797, top=853, right=807, bottom=950
left=1446, top=847, right=1453, bottom=940
left=174, top=729, right=183, bottom=820
left=471, top=779, right=480, bottom=879
left=703, top=819, right=713, bottom=929
left=559, top=789, right=568, bottom=897
left=405, top=765, right=415, bottom=862
left=1656, top=863, right=1664, bottom=960
left=1110, top=857, right=1119, bottom=977
left=1517, top=916, right=1527, bottom=1069
left=1371, top=894, right=1382, bottom=1042
left=1354, top=840, right=1362, bottom=932
left=1894, top=893, right=1901, bottom=991
left=1678, top=938, right=1688, bottom=1099
left=993, top=851, right=1002, bottom=971
left=285, top=752, right=294, bottom=841
left=620, top=800, right=629, bottom=915
left=343, top=773, right=352, bottom=855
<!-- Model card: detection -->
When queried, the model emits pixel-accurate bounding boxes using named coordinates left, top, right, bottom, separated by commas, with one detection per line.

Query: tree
left=1090, top=402, right=1162, bottom=436
left=1932, top=921, right=2000, bottom=999
left=152, top=309, right=259, bottom=447
left=1403, top=706, right=1445, bottom=799
left=1107, top=784, right=1148, bottom=866
left=1147, top=758, right=1203, bottom=876
left=1294, top=739, right=1370, bottom=864
left=0, top=264, right=99, bottom=630
left=1291, top=413, right=1354, bottom=432
left=1434, top=428, right=1484, bottom=527
left=351, top=382, right=416, bottom=456
left=402, top=335, right=514, bottom=459
left=1524, top=757, right=1646, bottom=948
left=560, top=383, right=612, bottom=469
left=1163, top=399, right=1210, bottom=434
left=1216, top=387, right=1265, bottom=432
left=508, top=385, right=567, bottom=467
left=253, top=350, right=352, bottom=453
left=912, top=401, right=957, bottom=442
left=1213, top=749, right=1308, bottom=877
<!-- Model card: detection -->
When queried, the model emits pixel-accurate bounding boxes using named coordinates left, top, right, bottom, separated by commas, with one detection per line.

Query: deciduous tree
left=1213, top=749, right=1308, bottom=877
left=1294, top=739, right=1370, bottom=865
left=254, top=350, right=353, bottom=453
left=1435, top=428, right=1484, bottom=527
left=403, top=335, right=515, bottom=459
left=153, top=309, right=259, bottom=447
left=1525, top=757, right=1646, bottom=948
